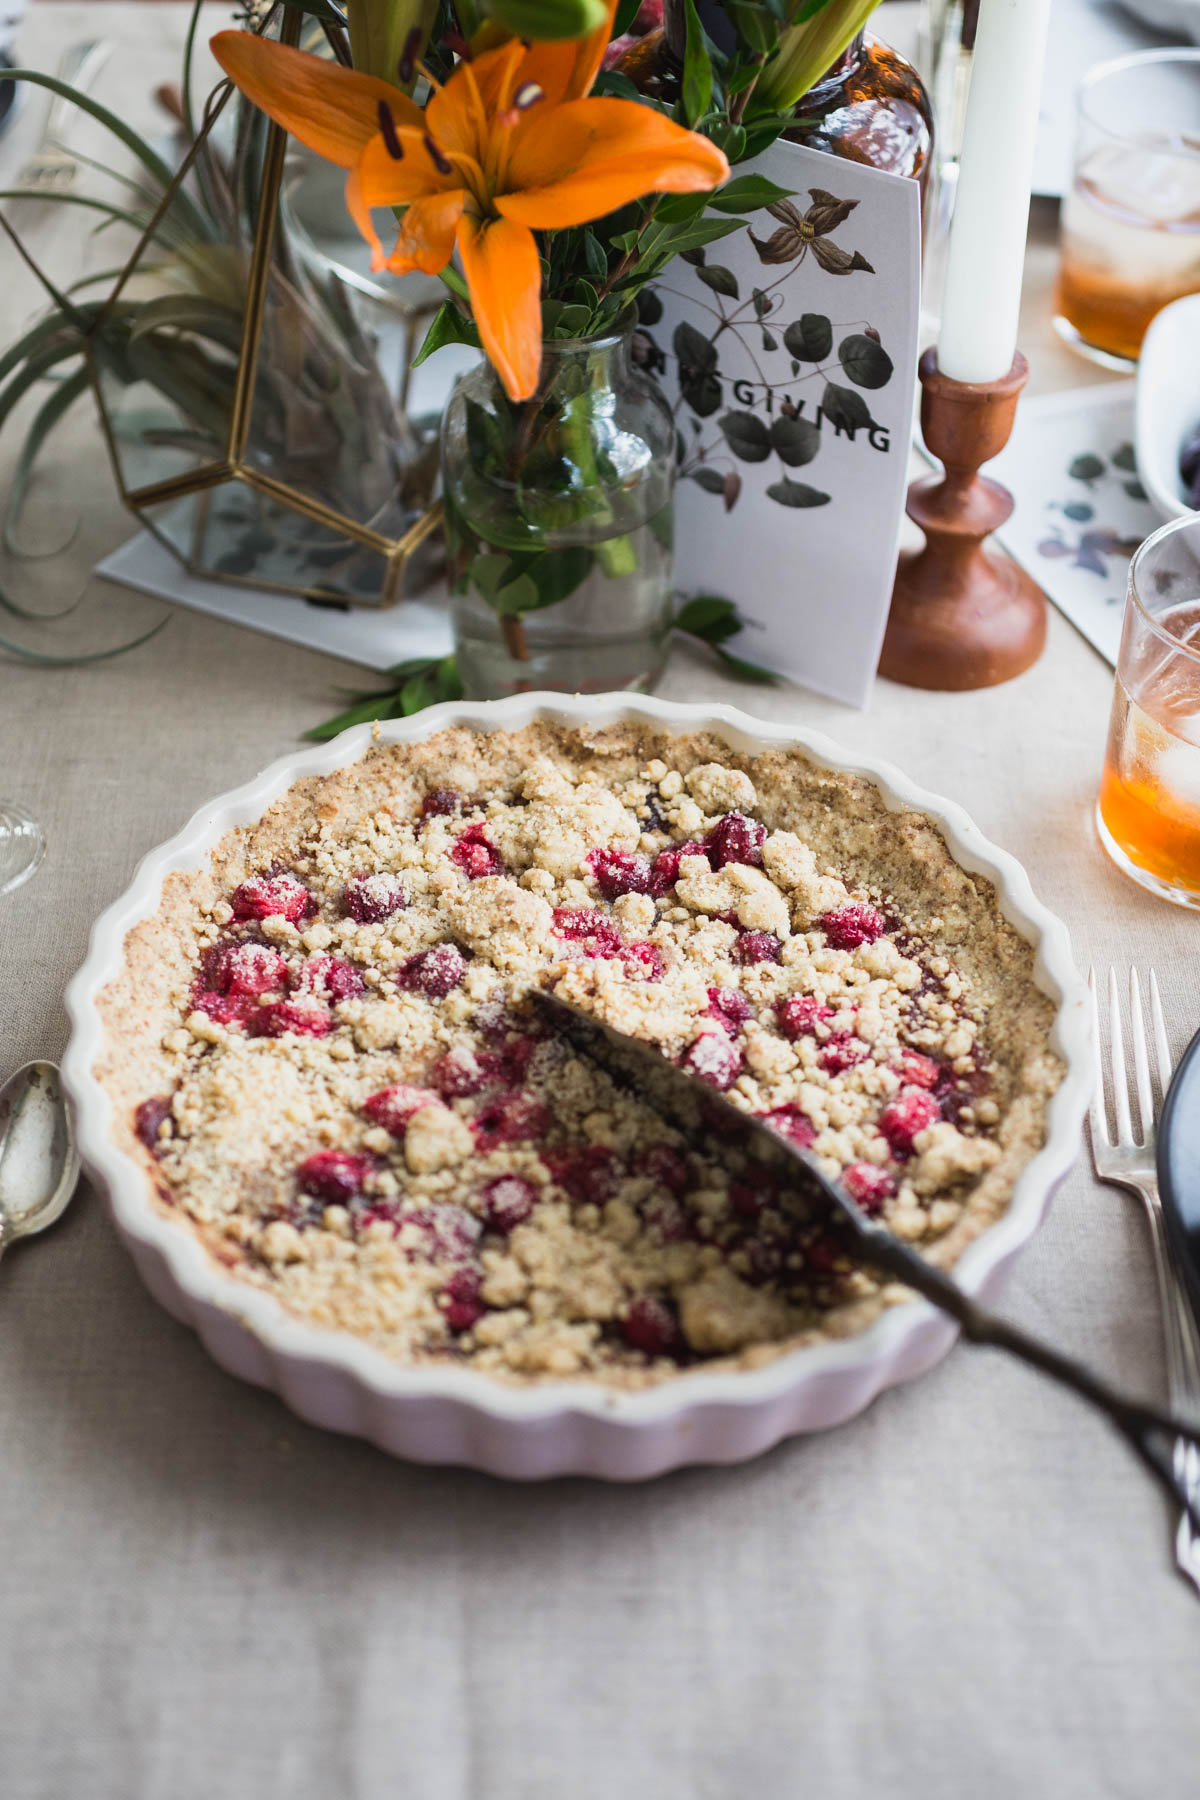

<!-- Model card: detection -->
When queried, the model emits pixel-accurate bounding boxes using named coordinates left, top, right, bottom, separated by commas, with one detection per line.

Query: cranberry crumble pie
left=96, top=724, right=1062, bottom=1386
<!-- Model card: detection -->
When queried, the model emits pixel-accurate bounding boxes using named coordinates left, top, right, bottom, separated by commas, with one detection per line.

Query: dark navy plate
left=1157, top=1026, right=1200, bottom=1324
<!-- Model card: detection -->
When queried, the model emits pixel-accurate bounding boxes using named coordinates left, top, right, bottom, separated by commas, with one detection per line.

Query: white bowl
left=62, top=695, right=1091, bottom=1481
left=1135, top=292, right=1200, bottom=523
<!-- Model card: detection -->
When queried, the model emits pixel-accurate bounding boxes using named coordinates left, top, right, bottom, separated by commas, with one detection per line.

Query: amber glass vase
left=783, top=32, right=934, bottom=203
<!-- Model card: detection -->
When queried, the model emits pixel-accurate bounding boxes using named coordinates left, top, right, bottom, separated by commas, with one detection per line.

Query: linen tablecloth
left=2, top=8, right=1198, bottom=1798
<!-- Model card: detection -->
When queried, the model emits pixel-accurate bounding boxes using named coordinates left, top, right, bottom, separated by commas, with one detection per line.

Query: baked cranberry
left=680, top=1030, right=742, bottom=1090
left=478, top=1174, right=537, bottom=1233
left=732, top=932, right=782, bottom=966
left=297, top=1150, right=373, bottom=1206
left=247, top=998, right=333, bottom=1038
left=398, top=943, right=467, bottom=998
left=450, top=823, right=502, bottom=879
left=820, top=903, right=886, bottom=950
left=135, top=1096, right=174, bottom=1153
left=431, top=1045, right=502, bottom=1098
left=896, top=1050, right=941, bottom=1089
left=294, top=954, right=364, bottom=1002
left=805, top=1234, right=842, bottom=1275
left=649, top=841, right=709, bottom=895
left=362, top=1083, right=435, bottom=1136
left=344, top=871, right=406, bottom=924
left=191, top=990, right=257, bottom=1027
left=621, top=1295, right=681, bottom=1357
left=230, top=872, right=314, bottom=923
left=707, top=986, right=752, bottom=1032
left=421, top=787, right=461, bottom=818
left=841, top=1163, right=897, bottom=1213
left=636, top=1144, right=690, bottom=1194
left=472, top=1091, right=548, bottom=1152
left=205, top=941, right=289, bottom=998
left=587, top=847, right=653, bottom=898
left=551, top=906, right=622, bottom=958
left=763, top=1104, right=816, bottom=1150
left=878, top=1087, right=940, bottom=1157
left=775, top=994, right=834, bottom=1040
left=742, top=1233, right=786, bottom=1286
left=547, top=1145, right=623, bottom=1205
left=624, top=940, right=665, bottom=980
left=820, top=1037, right=869, bottom=1076
left=643, top=1194, right=691, bottom=1243
left=707, top=812, right=765, bottom=870
left=442, top=1266, right=486, bottom=1333
left=390, top=1202, right=482, bottom=1263
left=729, top=1180, right=764, bottom=1220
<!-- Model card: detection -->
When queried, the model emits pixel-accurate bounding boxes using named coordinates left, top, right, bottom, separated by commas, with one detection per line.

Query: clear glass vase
left=440, top=330, right=676, bottom=698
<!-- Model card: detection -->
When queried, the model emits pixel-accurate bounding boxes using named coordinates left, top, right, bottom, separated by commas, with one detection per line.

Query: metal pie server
left=534, top=989, right=1200, bottom=1524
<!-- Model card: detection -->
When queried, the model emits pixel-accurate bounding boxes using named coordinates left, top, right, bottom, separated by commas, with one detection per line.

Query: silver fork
left=14, top=40, right=111, bottom=192
left=1088, top=967, right=1200, bottom=1592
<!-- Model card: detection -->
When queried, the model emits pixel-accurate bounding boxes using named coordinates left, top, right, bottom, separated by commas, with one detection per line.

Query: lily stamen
left=397, top=27, right=423, bottom=86
left=513, top=82, right=544, bottom=111
left=376, top=100, right=405, bottom=161
left=424, top=133, right=454, bottom=177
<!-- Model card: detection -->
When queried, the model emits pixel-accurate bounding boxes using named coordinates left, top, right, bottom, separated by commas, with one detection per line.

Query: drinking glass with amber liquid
left=1098, top=516, right=1200, bottom=908
left=1056, top=49, right=1200, bottom=369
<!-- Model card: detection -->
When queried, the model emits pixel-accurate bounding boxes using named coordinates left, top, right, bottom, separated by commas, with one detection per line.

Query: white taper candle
left=937, top=0, right=1053, bottom=384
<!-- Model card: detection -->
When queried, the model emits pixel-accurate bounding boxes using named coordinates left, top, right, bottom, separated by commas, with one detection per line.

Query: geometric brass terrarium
left=84, top=7, right=442, bottom=609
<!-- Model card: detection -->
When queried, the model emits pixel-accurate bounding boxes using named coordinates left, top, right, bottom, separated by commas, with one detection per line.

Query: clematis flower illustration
left=211, top=16, right=728, bottom=402
left=748, top=189, right=874, bottom=275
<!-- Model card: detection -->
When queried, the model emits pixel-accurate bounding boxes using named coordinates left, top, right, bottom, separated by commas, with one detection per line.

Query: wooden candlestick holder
left=878, top=349, right=1046, bottom=690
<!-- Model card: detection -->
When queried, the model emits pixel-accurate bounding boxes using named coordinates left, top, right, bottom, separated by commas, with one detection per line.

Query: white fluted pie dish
left=62, top=694, right=1090, bottom=1480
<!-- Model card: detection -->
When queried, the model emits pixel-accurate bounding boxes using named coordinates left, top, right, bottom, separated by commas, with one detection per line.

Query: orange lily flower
left=211, top=18, right=728, bottom=401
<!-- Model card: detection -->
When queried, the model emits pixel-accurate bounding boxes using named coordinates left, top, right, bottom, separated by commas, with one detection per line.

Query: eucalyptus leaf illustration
left=720, top=410, right=772, bottom=462
left=698, top=264, right=739, bottom=299
left=766, top=478, right=831, bottom=508
left=769, top=416, right=820, bottom=466
left=752, top=288, right=772, bottom=319
left=636, top=288, right=663, bottom=327
left=1111, top=443, right=1137, bottom=473
left=821, top=382, right=873, bottom=433
left=674, top=320, right=722, bottom=418
left=838, top=333, right=893, bottom=389
left=783, top=314, right=832, bottom=362
left=690, top=466, right=726, bottom=493
left=1068, top=453, right=1105, bottom=486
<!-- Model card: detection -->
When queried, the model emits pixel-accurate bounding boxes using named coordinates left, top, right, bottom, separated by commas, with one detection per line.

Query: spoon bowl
left=0, top=1061, right=80, bottom=1256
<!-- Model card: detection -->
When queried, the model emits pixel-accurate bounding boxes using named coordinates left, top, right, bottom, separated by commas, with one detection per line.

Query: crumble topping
left=96, top=723, right=1062, bottom=1388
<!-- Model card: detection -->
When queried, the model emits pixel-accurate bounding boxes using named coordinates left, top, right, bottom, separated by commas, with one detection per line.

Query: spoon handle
left=855, top=1225, right=1200, bottom=1527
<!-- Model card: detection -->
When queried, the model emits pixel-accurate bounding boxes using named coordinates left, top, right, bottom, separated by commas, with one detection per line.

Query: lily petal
left=497, top=98, right=728, bottom=230
left=384, top=190, right=467, bottom=276
left=346, top=128, right=445, bottom=265
left=456, top=213, right=542, bottom=402
left=514, top=0, right=619, bottom=105
left=210, top=30, right=422, bottom=170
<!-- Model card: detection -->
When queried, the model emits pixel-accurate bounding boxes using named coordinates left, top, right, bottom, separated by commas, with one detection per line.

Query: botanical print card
left=984, top=381, right=1157, bottom=669
left=651, top=137, right=922, bottom=708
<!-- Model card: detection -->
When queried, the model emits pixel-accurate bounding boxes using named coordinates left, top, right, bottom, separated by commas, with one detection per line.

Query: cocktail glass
left=0, top=801, right=44, bottom=896
left=1098, top=514, right=1200, bottom=908
left=1056, top=49, right=1200, bottom=370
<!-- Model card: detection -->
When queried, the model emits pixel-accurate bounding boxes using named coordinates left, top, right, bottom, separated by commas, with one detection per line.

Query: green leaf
left=766, top=478, right=831, bottom=508
left=654, top=193, right=711, bottom=225
left=412, top=301, right=480, bottom=367
left=614, top=0, right=642, bottom=32
left=714, top=646, right=778, bottom=683
left=707, top=173, right=794, bottom=214
left=697, top=264, right=739, bottom=299
left=821, top=382, right=872, bottom=433
left=689, top=467, right=727, bottom=494
left=770, top=415, right=820, bottom=466
left=593, top=68, right=646, bottom=102
left=837, top=332, right=894, bottom=389
left=783, top=314, right=832, bottom=361
left=4, top=363, right=91, bottom=545
left=674, top=594, right=737, bottom=635
left=720, top=410, right=771, bottom=462
left=681, top=0, right=714, bottom=125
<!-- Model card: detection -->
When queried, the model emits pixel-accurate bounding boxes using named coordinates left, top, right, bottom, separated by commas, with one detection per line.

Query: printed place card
left=652, top=137, right=922, bottom=707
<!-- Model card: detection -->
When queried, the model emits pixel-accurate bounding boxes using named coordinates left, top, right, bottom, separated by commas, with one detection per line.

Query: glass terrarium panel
left=136, top=482, right=395, bottom=605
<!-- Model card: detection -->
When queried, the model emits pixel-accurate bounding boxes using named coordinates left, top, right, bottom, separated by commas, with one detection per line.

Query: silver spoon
left=0, top=1061, right=80, bottom=1261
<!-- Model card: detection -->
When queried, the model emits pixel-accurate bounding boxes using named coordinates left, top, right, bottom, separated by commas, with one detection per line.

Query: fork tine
left=1087, top=968, right=1110, bottom=1146
left=1108, top=966, right=1134, bottom=1144
left=1150, top=969, right=1173, bottom=1094
left=1129, top=969, right=1154, bottom=1143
